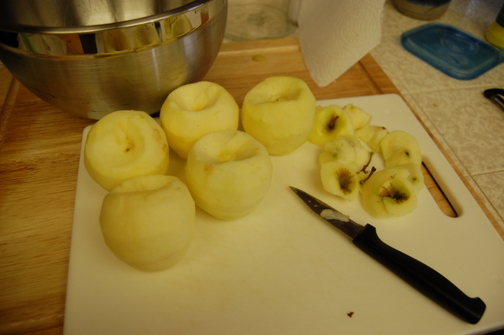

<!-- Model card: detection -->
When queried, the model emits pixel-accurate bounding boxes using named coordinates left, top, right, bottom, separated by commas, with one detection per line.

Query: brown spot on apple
left=124, top=140, right=134, bottom=153
left=151, top=128, right=168, bottom=151
left=327, top=115, right=339, bottom=132
left=152, top=128, right=163, bottom=143
left=379, top=184, right=409, bottom=203
left=204, top=164, right=214, bottom=175
left=337, top=168, right=355, bottom=194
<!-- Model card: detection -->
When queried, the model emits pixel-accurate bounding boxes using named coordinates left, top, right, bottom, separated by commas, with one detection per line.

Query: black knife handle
left=353, top=224, right=486, bottom=324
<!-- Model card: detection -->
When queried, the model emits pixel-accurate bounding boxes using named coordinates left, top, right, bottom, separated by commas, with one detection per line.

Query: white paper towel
left=297, top=0, right=386, bottom=87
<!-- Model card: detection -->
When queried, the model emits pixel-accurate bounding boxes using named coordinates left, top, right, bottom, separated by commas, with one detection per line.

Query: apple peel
left=308, top=105, right=354, bottom=147
left=360, top=167, right=418, bottom=218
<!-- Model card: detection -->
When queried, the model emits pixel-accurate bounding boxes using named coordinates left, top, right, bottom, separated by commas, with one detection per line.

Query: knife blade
left=289, top=186, right=486, bottom=324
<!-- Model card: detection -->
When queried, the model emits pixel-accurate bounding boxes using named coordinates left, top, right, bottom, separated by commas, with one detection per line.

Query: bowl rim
left=0, top=0, right=214, bottom=34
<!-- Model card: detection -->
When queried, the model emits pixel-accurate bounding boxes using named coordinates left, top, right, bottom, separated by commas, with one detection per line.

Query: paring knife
left=289, top=186, right=486, bottom=324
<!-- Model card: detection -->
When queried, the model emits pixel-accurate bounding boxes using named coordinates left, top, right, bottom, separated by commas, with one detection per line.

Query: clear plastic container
left=401, top=23, right=504, bottom=80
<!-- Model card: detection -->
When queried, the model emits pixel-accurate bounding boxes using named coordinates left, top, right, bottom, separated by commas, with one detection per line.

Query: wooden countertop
left=0, top=37, right=502, bottom=335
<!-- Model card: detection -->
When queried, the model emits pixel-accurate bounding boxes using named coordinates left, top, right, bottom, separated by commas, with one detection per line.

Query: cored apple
left=241, top=76, right=316, bottom=155
left=160, top=81, right=239, bottom=159
left=84, top=110, right=169, bottom=191
left=100, top=175, right=195, bottom=272
left=185, top=129, right=273, bottom=220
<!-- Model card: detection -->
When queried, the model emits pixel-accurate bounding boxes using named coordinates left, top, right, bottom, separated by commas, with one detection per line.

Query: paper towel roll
left=297, top=0, right=385, bottom=87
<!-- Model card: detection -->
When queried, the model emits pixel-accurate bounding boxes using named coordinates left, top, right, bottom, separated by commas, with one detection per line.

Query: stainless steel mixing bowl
left=0, top=0, right=227, bottom=119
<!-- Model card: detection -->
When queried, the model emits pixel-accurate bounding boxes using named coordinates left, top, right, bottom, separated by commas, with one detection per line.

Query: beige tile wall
left=371, top=0, right=504, bottom=231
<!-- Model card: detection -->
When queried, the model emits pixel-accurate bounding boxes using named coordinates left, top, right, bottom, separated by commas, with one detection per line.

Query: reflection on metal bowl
left=0, top=0, right=227, bottom=119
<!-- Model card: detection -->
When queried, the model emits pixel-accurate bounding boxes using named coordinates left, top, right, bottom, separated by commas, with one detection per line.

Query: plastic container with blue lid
left=401, top=23, right=504, bottom=80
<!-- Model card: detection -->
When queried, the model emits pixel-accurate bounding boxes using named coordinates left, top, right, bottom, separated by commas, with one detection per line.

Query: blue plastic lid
left=401, top=23, right=504, bottom=80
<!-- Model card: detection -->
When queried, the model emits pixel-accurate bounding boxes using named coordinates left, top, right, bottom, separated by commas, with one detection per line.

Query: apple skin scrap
left=380, top=130, right=422, bottom=167
left=308, top=105, right=354, bottom=146
left=360, top=167, right=418, bottom=218
left=320, top=161, right=360, bottom=201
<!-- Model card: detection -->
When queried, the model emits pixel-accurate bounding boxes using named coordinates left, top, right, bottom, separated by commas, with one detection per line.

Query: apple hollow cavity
left=84, top=110, right=170, bottom=191
left=100, top=175, right=195, bottom=272
left=185, top=129, right=273, bottom=220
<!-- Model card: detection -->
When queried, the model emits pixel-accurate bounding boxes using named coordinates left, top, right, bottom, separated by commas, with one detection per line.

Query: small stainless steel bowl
left=0, top=0, right=227, bottom=119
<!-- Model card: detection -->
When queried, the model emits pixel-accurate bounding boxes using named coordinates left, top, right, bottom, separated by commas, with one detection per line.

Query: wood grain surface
left=0, top=37, right=501, bottom=335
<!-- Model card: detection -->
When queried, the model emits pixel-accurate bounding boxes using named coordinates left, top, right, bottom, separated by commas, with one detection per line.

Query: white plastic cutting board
left=64, top=94, right=504, bottom=335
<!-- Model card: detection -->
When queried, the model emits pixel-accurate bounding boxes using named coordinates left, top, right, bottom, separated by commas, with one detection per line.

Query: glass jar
left=393, top=0, right=451, bottom=20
